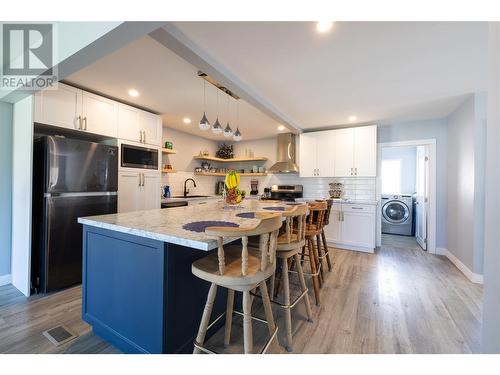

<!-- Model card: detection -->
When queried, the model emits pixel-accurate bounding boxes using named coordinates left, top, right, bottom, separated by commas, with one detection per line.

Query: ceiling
left=174, top=21, right=488, bottom=128
left=66, top=22, right=488, bottom=142
left=65, top=36, right=283, bottom=141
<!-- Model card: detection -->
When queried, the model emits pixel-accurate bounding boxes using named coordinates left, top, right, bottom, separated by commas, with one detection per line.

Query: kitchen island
left=77, top=199, right=291, bottom=354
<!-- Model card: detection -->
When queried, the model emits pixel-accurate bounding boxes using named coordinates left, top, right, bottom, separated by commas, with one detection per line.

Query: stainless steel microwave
left=121, top=144, right=158, bottom=170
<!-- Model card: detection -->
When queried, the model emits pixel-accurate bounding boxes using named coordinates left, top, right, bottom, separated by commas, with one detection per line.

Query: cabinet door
left=118, top=104, right=141, bottom=142
left=316, top=130, right=336, bottom=177
left=82, top=92, right=118, bottom=137
left=354, top=125, right=377, bottom=177
left=299, top=133, right=317, bottom=177
left=341, top=211, right=375, bottom=248
left=118, top=172, right=141, bottom=213
left=140, top=112, right=162, bottom=146
left=34, top=83, right=82, bottom=130
left=323, top=208, right=342, bottom=243
left=334, top=128, right=355, bottom=177
left=142, top=173, right=160, bottom=210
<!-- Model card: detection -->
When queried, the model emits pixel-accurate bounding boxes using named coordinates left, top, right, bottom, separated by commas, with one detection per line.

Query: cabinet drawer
left=342, top=204, right=376, bottom=214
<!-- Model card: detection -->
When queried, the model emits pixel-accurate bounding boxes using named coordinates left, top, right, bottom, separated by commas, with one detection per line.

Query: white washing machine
left=381, top=194, right=414, bottom=236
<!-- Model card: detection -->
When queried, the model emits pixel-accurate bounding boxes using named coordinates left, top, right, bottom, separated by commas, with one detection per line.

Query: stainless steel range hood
left=268, top=133, right=299, bottom=174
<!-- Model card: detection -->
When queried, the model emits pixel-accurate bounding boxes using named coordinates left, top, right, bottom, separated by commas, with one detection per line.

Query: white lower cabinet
left=324, top=203, right=376, bottom=253
left=118, top=171, right=160, bottom=213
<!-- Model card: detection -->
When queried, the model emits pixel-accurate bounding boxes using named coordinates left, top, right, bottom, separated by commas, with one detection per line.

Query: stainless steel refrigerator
left=31, top=136, right=118, bottom=293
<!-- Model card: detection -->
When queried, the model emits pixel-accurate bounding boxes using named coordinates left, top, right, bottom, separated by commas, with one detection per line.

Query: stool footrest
left=193, top=310, right=278, bottom=354
left=252, top=288, right=308, bottom=310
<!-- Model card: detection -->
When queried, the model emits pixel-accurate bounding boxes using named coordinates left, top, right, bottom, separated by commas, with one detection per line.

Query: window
left=381, top=159, right=402, bottom=194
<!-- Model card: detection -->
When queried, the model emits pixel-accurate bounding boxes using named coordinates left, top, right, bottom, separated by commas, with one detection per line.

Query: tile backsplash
left=163, top=171, right=376, bottom=201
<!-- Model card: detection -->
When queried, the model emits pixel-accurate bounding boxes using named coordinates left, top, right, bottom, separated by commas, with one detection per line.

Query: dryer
left=381, top=194, right=414, bottom=236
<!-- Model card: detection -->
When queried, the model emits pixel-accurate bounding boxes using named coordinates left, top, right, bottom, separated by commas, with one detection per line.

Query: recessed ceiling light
left=183, top=117, right=191, bottom=124
left=128, top=89, right=139, bottom=97
left=348, top=115, right=357, bottom=122
left=277, top=125, right=286, bottom=131
left=316, top=22, right=333, bottom=33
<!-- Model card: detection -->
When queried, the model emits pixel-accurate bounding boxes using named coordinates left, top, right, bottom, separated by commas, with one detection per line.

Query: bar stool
left=192, top=212, right=282, bottom=354
left=301, top=200, right=327, bottom=306
left=271, top=203, right=313, bottom=352
left=317, top=199, right=333, bottom=275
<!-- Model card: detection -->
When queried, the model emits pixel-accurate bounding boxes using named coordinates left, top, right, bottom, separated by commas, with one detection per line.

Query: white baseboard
left=327, top=240, right=375, bottom=254
left=0, top=274, right=12, bottom=286
left=436, top=248, right=483, bottom=284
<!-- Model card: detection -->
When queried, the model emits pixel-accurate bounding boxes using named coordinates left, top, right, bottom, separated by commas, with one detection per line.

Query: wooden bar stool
left=192, top=212, right=282, bottom=354
left=316, top=199, right=333, bottom=274
left=271, top=203, right=313, bottom=352
left=299, top=200, right=327, bottom=306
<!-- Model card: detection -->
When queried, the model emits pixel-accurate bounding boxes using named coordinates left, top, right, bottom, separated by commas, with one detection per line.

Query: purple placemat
left=183, top=221, right=239, bottom=233
left=263, top=206, right=286, bottom=211
left=236, top=212, right=256, bottom=219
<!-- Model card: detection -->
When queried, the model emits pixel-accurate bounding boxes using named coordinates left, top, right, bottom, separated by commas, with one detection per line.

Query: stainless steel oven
left=121, top=144, right=159, bottom=170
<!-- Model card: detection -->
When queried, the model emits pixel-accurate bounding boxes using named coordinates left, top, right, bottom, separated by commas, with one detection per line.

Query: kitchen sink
left=171, top=195, right=211, bottom=199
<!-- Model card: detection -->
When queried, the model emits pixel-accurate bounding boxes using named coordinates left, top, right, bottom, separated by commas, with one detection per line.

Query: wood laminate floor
left=0, top=240, right=482, bottom=354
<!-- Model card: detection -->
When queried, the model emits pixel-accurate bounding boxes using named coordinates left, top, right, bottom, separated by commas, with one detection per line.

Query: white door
left=299, top=133, right=317, bottom=177
left=118, top=104, right=141, bottom=143
left=316, top=130, right=336, bottom=177
left=354, top=125, right=377, bottom=176
left=334, top=128, right=355, bottom=177
left=81, top=92, right=118, bottom=137
left=142, top=173, right=161, bottom=210
left=323, top=206, right=342, bottom=243
left=118, top=172, right=141, bottom=213
left=415, top=145, right=429, bottom=250
left=33, top=83, right=82, bottom=130
left=140, top=112, right=162, bottom=146
left=341, top=211, right=375, bottom=249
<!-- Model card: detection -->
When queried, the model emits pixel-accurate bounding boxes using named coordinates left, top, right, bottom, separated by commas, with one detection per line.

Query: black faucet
left=183, top=178, right=197, bottom=197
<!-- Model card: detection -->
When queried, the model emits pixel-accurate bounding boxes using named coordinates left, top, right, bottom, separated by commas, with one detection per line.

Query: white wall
left=378, top=119, right=448, bottom=248
left=0, top=102, right=13, bottom=284
left=381, top=146, right=417, bottom=194
left=482, top=22, right=500, bottom=353
left=11, top=96, right=33, bottom=296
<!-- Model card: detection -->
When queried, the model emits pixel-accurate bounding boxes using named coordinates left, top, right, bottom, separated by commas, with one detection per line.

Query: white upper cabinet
left=353, top=125, right=377, bottom=177
left=139, top=111, right=162, bottom=146
left=299, top=130, right=335, bottom=178
left=334, top=128, right=355, bottom=177
left=34, top=84, right=82, bottom=130
left=81, top=91, right=118, bottom=137
left=117, top=104, right=162, bottom=146
left=299, top=133, right=317, bottom=177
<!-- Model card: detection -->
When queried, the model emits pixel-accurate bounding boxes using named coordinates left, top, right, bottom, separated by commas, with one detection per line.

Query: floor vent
left=42, top=325, right=78, bottom=346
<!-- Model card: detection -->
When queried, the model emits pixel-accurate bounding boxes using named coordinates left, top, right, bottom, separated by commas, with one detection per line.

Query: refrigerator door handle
left=44, top=192, right=118, bottom=198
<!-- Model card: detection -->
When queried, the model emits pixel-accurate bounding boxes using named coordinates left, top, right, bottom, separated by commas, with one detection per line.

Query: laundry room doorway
left=376, top=140, right=436, bottom=254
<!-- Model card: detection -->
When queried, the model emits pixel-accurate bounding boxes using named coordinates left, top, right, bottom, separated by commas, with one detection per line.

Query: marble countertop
left=78, top=200, right=294, bottom=251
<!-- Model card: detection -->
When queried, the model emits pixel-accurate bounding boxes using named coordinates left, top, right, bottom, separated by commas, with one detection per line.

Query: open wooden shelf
left=193, top=155, right=267, bottom=163
left=162, top=148, right=177, bottom=154
left=162, top=169, right=176, bottom=173
left=194, top=172, right=267, bottom=177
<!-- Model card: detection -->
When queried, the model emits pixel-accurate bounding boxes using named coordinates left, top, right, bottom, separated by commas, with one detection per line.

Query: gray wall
left=378, top=119, right=448, bottom=248
left=0, top=101, right=13, bottom=277
left=381, top=146, right=417, bottom=194
left=482, top=22, right=500, bottom=353
left=446, top=95, right=477, bottom=273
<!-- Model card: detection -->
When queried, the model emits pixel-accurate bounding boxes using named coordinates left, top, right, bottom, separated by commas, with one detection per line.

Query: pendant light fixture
left=223, top=94, right=233, bottom=138
left=212, top=89, right=222, bottom=134
left=233, top=100, right=242, bottom=141
left=198, top=80, right=210, bottom=131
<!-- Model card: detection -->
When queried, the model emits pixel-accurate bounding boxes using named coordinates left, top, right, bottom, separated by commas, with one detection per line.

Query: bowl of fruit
left=224, top=171, right=246, bottom=206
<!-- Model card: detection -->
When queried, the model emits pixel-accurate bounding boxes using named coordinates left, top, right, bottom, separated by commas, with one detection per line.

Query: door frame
left=376, top=139, right=437, bottom=254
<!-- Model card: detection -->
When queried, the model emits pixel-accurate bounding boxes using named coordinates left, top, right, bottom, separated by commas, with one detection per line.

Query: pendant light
left=212, top=89, right=222, bottom=134
left=198, top=80, right=210, bottom=131
left=223, top=94, right=233, bottom=138
left=233, top=100, right=242, bottom=141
